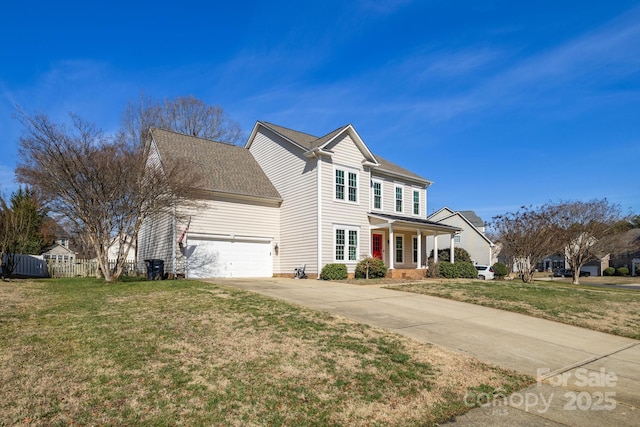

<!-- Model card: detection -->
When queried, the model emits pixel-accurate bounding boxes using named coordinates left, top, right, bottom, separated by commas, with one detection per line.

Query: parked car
left=475, top=265, right=494, bottom=280
left=560, top=269, right=591, bottom=278
left=552, top=268, right=566, bottom=277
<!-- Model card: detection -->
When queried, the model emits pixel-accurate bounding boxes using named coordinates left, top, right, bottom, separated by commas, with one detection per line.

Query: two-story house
left=137, top=122, right=460, bottom=278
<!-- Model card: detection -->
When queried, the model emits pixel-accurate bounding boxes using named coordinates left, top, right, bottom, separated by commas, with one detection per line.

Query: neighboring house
left=426, top=207, right=495, bottom=266
left=609, top=228, right=640, bottom=275
left=41, top=238, right=77, bottom=263
left=107, top=235, right=136, bottom=262
left=138, top=123, right=460, bottom=278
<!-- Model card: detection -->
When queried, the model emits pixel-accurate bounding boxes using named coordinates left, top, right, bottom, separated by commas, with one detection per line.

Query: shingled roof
left=259, top=122, right=429, bottom=184
left=150, top=128, right=282, bottom=201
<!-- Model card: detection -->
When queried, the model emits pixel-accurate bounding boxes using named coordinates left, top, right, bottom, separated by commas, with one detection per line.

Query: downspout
left=172, top=203, right=177, bottom=279
left=316, top=153, right=322, bottom=279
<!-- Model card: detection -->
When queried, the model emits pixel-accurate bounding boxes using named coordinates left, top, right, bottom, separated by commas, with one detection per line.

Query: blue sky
left=2, top=1, right=639, bottom=223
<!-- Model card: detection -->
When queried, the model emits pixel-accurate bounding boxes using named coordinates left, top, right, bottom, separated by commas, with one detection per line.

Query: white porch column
left=389, top=223, right=394, bottom=270
left=417, top=229, right=422, bottom=269
left=433, top=233, right=438, bottom=263
left=450, top=234, right=455, bottom=263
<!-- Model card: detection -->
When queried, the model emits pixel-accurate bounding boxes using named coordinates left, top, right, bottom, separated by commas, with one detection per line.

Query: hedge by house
left=319, top=263, right=348, bottom=280
left=436, top=261, right=476, bottom=279
left=355, top=257, right=387, bottom=279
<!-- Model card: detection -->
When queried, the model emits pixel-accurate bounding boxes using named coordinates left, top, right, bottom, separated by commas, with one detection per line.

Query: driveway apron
left=207, top=278, right=639, bottom=426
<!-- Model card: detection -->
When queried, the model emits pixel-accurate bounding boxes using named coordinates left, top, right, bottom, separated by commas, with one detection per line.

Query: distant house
left=426, top=207, right=495, bottom=266
left=41, top=238, right=76, bottom=263
left=609, top=228, right=640, bottom=276
left=137, top=124, right=461, bottom=278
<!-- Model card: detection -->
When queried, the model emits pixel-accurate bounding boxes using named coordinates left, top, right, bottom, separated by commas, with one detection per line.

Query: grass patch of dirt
left=0, top=278, right=531, bottom=426
left=390, top=279, right=640, bottom=339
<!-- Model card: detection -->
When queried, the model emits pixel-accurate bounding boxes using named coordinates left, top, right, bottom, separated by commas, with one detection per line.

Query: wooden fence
left=47, top=259, right=140, bottom=278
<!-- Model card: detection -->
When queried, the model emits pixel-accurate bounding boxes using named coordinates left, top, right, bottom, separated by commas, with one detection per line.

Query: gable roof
left=251, top=121, right=429, bottom=185
left=428, top=207, right=493, bottom=245
left=150, top=128, right=282, bottom=201
left=459, top=210, right=485, bottom=228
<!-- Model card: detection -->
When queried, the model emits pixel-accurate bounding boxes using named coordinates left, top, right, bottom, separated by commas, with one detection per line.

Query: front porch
left=368, top=212, right=462, bottom=276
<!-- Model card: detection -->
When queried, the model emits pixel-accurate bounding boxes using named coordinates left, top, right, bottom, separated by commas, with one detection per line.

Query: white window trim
left=412, top=235, right=419, bottom=264
left=371, top=179, right=383, bottom=211
left=394, top=184, right=403, bottom=213
left=333, top=224, right=360, bottom=263
left=334, top=166, right=359, bottom=204
left=395, top=235, right=404, bottom=264
left=412, top=189, right=420, bottom=216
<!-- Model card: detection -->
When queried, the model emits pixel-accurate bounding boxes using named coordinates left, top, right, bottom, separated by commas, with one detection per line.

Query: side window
left=413, top=190, right=420, bottom=215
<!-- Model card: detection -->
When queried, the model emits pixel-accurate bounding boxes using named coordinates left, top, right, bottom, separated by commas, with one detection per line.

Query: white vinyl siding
left=137, top=141, right=176, bottom=273
left=322, top=134, right=371, bottom=272
left=372, top=179, right=382, bottom=210
left=248, top=128, right=317, bottom=275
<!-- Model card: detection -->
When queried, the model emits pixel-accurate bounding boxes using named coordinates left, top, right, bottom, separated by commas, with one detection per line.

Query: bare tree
left=492, top=206, right=555, bottom=283
left=548, top=199, right=625, bottom=284
left=15, top=109, right=200, bottom=282
left=121, top=94, right=245, bottom=146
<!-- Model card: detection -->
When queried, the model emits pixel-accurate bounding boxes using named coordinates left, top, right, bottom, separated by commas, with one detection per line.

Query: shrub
left=603, top=267, right=616, bottom=276
left=319, top=263, right=348, bottom=280
left=456, top=261, right=478, bottom=279
left=438, top=261, right=456, bottom=278
left=429, top=247, right=472, bottom=263
left=492, top=262, right=509, bottom=279
left=355, top=257, right=387, bottom=279
left=616, top=267, right=630, bottom=276
left=426, top=260, right=440, bottom=278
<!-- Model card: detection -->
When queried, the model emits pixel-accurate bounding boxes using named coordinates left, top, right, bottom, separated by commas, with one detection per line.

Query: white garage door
left=187, top=238, right=272, bottom=278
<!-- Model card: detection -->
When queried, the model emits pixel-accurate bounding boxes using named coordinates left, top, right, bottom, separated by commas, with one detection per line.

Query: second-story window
left=335, top=167, right=357, bottom=203
left=395, top=186, right=403, bottom=213
left=413, top=190, right=420, bottom=215
left=348, top=172, right=357, bottom=202
left=372, top=180, right=382, bottom=210
left=336, top=170, right=345, bottom=200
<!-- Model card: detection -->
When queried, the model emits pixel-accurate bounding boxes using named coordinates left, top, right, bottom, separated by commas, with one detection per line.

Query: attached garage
left=186, top=237, right=273, bottom=278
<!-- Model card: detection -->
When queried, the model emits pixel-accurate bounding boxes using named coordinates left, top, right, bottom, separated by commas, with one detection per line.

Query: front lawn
left=390, top=279, right=640, bottom=339
left=0, top=278, right=531, bottom=426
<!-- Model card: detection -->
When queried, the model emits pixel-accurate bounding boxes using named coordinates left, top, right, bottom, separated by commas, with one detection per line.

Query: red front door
left=372, top=234, right=383, bottom=259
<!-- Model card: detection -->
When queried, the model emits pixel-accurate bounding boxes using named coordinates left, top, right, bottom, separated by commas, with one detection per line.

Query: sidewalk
left=209, top=278, right=639, bottom=426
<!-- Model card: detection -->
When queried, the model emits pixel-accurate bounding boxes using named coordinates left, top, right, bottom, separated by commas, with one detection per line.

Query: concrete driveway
left=207, top=277, right=639, bottom=426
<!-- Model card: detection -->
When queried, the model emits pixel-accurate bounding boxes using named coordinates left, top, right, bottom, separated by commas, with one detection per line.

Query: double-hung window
left=372, top=180, right=382, bottom=210
left=335, top=226, right=359, bottom=262
left=413, top=190, right=420, bottom=215
left=395, top=236, right=403, bottom=263
left=335, top=167, right=357, bottom=203
left=395, top=186, right=403, bottom=213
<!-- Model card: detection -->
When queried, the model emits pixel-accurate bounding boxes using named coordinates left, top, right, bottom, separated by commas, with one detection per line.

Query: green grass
left=0, top=278, right=531, bottom=426
left=391, top=279, right=640, bottom=339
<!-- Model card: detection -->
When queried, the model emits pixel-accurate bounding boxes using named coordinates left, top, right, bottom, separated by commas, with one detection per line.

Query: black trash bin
left=144, top=259, right=165, bottom=280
